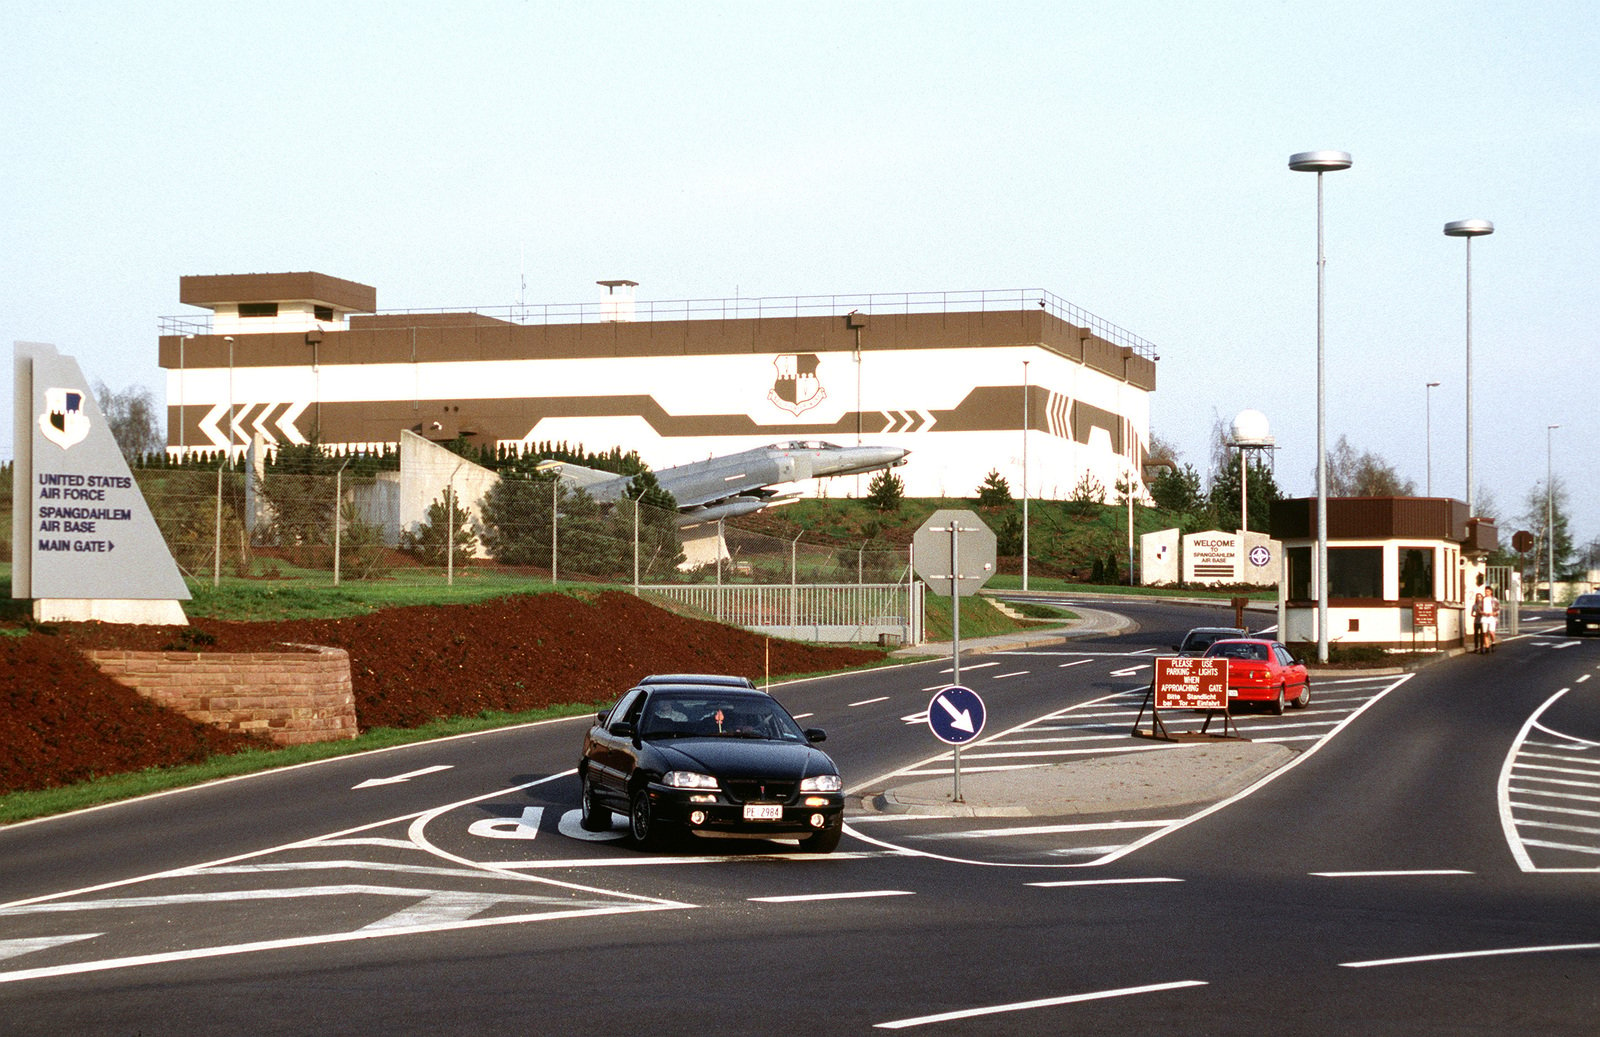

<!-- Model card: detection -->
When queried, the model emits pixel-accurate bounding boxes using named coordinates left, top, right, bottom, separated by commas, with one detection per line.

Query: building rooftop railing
left=161, top=287, right=1158, bottom=359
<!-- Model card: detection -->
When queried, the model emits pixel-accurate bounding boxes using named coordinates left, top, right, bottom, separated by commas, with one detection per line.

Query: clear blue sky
left=5, top=1, right=1596, bottom=548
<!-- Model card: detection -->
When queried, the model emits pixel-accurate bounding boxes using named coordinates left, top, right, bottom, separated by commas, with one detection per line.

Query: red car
left=1201, top=638, right=1311, bottom=715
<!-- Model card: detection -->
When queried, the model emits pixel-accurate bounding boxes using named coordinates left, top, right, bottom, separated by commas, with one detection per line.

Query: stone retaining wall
left=86, top=645, right=358, bottom=746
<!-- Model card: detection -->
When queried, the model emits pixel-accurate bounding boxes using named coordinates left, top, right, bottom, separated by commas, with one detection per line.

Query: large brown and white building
left=159, top=273, right=1160, bottom=501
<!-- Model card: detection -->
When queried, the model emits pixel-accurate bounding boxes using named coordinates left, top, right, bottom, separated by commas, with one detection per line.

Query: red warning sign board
left=1154, top=657, right=1229, bottom=711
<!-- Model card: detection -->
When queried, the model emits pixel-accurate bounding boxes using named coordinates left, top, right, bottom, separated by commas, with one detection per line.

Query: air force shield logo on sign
left=39, top=387, right=91, bottom=450
left=768, top=354, right=827, bottom=416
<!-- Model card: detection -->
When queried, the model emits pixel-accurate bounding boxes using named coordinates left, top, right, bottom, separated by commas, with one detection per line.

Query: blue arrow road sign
left=928, top=685, right=986, bottom=745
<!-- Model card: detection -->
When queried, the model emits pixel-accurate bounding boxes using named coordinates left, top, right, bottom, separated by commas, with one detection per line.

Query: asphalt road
left=1, top=600, right=1595, bottom=1035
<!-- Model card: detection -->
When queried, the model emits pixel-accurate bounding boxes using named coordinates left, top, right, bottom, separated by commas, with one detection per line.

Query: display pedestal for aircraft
left=12, top=342, right=189, bottom=625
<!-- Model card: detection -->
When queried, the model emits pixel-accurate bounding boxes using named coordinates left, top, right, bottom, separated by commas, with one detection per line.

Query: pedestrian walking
left=1472, top=588, right=1485, bottom=653
left=1482, top=586, right=1500, bottom=653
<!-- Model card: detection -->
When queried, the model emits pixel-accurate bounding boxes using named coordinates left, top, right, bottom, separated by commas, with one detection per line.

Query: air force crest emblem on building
left=767, top=353, right=827, bottom=416
left=39, top=387, right=91, bottom=449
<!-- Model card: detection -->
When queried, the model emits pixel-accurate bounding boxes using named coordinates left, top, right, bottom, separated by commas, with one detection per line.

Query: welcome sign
left=13, top=341, right=189, bottom=623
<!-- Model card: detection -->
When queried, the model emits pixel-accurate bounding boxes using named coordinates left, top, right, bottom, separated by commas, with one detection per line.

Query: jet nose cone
left=824, top=445, right=909, bottom=476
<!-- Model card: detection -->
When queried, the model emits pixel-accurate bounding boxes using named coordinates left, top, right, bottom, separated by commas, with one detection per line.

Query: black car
left=637, top=673, right=759, bottom=689
left=579, top=682, right=845, bottom=853
left=1174, top=626, right=1248, bottom=657
left=1568, top=594, right=1600, bottom=636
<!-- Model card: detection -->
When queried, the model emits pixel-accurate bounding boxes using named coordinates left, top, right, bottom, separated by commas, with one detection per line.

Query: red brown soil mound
left=3, top=591, right=882, bottom=795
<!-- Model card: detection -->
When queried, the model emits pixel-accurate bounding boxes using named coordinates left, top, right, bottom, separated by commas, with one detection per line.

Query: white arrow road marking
left=902, top=710, right=930, bottom=725
left=360, top=888, right=611, bottom=931
left=1109, top=665, right=1150, bottom=677
left=467, top=807, right=543, bottom=840
left=0, top=934, right=101, bottom=962
left=936, top=694, right=975, bottom=733
left=353, top=765, right=453, bottom=789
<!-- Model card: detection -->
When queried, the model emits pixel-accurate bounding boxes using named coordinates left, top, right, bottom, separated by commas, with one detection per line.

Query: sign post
left=911, top=509, right=997, bottom=684
left=927, top=685, right=986, bottom=802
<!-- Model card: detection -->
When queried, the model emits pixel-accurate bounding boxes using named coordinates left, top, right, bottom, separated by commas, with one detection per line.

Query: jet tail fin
left=534, top=459, right=621, bottom=490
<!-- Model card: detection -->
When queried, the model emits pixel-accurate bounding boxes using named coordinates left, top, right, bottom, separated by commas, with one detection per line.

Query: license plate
left=743, top=803, right=783, bottom=821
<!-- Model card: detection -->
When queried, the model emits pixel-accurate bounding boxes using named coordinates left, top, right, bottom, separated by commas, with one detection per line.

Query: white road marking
left=1109, top=665, right=1150, bottom=677
left=850, top=696, right=890, bottom=707
left=1496, top=687, right=1595, bottom=872
left=361, top=889, right=605, bottom=930
left=1312, top=870, right=1472, bottom=877
left=499, top=851, right=882, bottom=869
left=353, top=764, right=454, bottom=790
left=1027, top=877, right=1182, bottom=888
left=991, top=670, right=1029, bottom=679
left=874, top=980, right=1208, bottom=1029
left=749, top=890, right=914, bottom=903
left=556, top=808, right=628, bottom=843
left=1341, top=942, right=1600, bottom=969
left=0, top=934, right=101, bottom=962
left=468, top=806, right=544, bottom=840
left=923, top=820, right=1176, bottom=840
left=939, top=662, right=1000, bottom=674
left=0, top=903, right=688, bottom=987
left=1058, top=659, right=1093, bottom=669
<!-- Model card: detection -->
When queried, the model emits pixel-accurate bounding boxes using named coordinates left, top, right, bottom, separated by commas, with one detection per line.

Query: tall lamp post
left=1548, top=423, right=1560, bottom=605
left=1425, top=381, right=1440, bottom=496
left=1289, top=150, right=1352, bottom=665
left=1021, top=359, right=1030, bottom=592
left=1444, top=219, right=1493, bottom=516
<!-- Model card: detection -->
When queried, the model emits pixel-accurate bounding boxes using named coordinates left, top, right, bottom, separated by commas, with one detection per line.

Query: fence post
left=551, top=478, right=559, bottom=586
left=791, top=530, right=802, bottom=631
left=333, top=456, right=349, bottom=586
left=632, top=496, right=640, bottom=594
left=212, top=460, right=224, bottom=588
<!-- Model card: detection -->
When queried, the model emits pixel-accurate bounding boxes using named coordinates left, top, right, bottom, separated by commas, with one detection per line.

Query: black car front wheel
left=630, top=788, right=662, bottom=850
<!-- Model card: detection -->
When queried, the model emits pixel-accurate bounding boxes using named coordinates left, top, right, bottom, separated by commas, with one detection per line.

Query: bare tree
left=1323, top=435, right=1417, bottom=497
left=93, top=381, right=164, bottom=462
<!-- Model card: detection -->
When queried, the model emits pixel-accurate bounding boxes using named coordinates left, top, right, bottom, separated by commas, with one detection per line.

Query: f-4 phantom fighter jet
left=536, top=441, right=909, bottom=526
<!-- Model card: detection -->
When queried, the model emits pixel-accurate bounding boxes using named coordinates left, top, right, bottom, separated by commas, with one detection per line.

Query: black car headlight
left=800, top=774, right=842, bottom=793
left=663, top=771, right=720, bottom=790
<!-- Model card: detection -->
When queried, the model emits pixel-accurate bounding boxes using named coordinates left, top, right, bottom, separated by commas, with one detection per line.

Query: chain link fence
left=3, top=464, right=920, bottom=642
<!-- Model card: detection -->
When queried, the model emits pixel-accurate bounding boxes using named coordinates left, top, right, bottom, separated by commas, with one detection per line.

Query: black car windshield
left=1576, top=595, right=1600, bottom=608
left=1206, top=642, right=1269, bottom=662
left=638, top=692, right=807, bottom=742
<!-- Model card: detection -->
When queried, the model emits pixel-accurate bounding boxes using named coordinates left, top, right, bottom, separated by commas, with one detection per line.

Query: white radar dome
left=1231, top=409, right=1273, bottom=446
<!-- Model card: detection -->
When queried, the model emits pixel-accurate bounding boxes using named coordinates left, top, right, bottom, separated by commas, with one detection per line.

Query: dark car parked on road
left=1175, top=626, right=1248, bottom=657
left=579, top=680, right=844, bottom=853
left=1568, top=594, right=1600, bottom=636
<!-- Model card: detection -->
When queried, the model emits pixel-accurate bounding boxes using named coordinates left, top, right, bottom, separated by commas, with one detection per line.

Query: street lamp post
left=224, top=335, right=235, bottom=460
left=1548, top=424, right=1560, bottom=605
left=1444, top=219, right=1493, bottom=516
left=1425, top=381, right=1440, bottom=496
left=1021, top=359, right=1030, bottom=592
left=1289, top=150, right=1353, bottom=665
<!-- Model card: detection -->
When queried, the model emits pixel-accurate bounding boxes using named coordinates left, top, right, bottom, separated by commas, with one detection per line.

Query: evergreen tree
left=400, top=487, right=478, bottom=567
left=975, top=469, right=1013, bottom=508
left=866, top=470, right=904, bottom=512
left=1208, top=456, right=1283, bottom=533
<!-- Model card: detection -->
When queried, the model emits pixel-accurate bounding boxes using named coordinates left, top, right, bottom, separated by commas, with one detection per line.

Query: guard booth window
left=1399, top=547, right=1435, bottom=599
left=1329, top=547, right=1383, bottom=599
left=1287, top=546, right=1312, bottom=601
